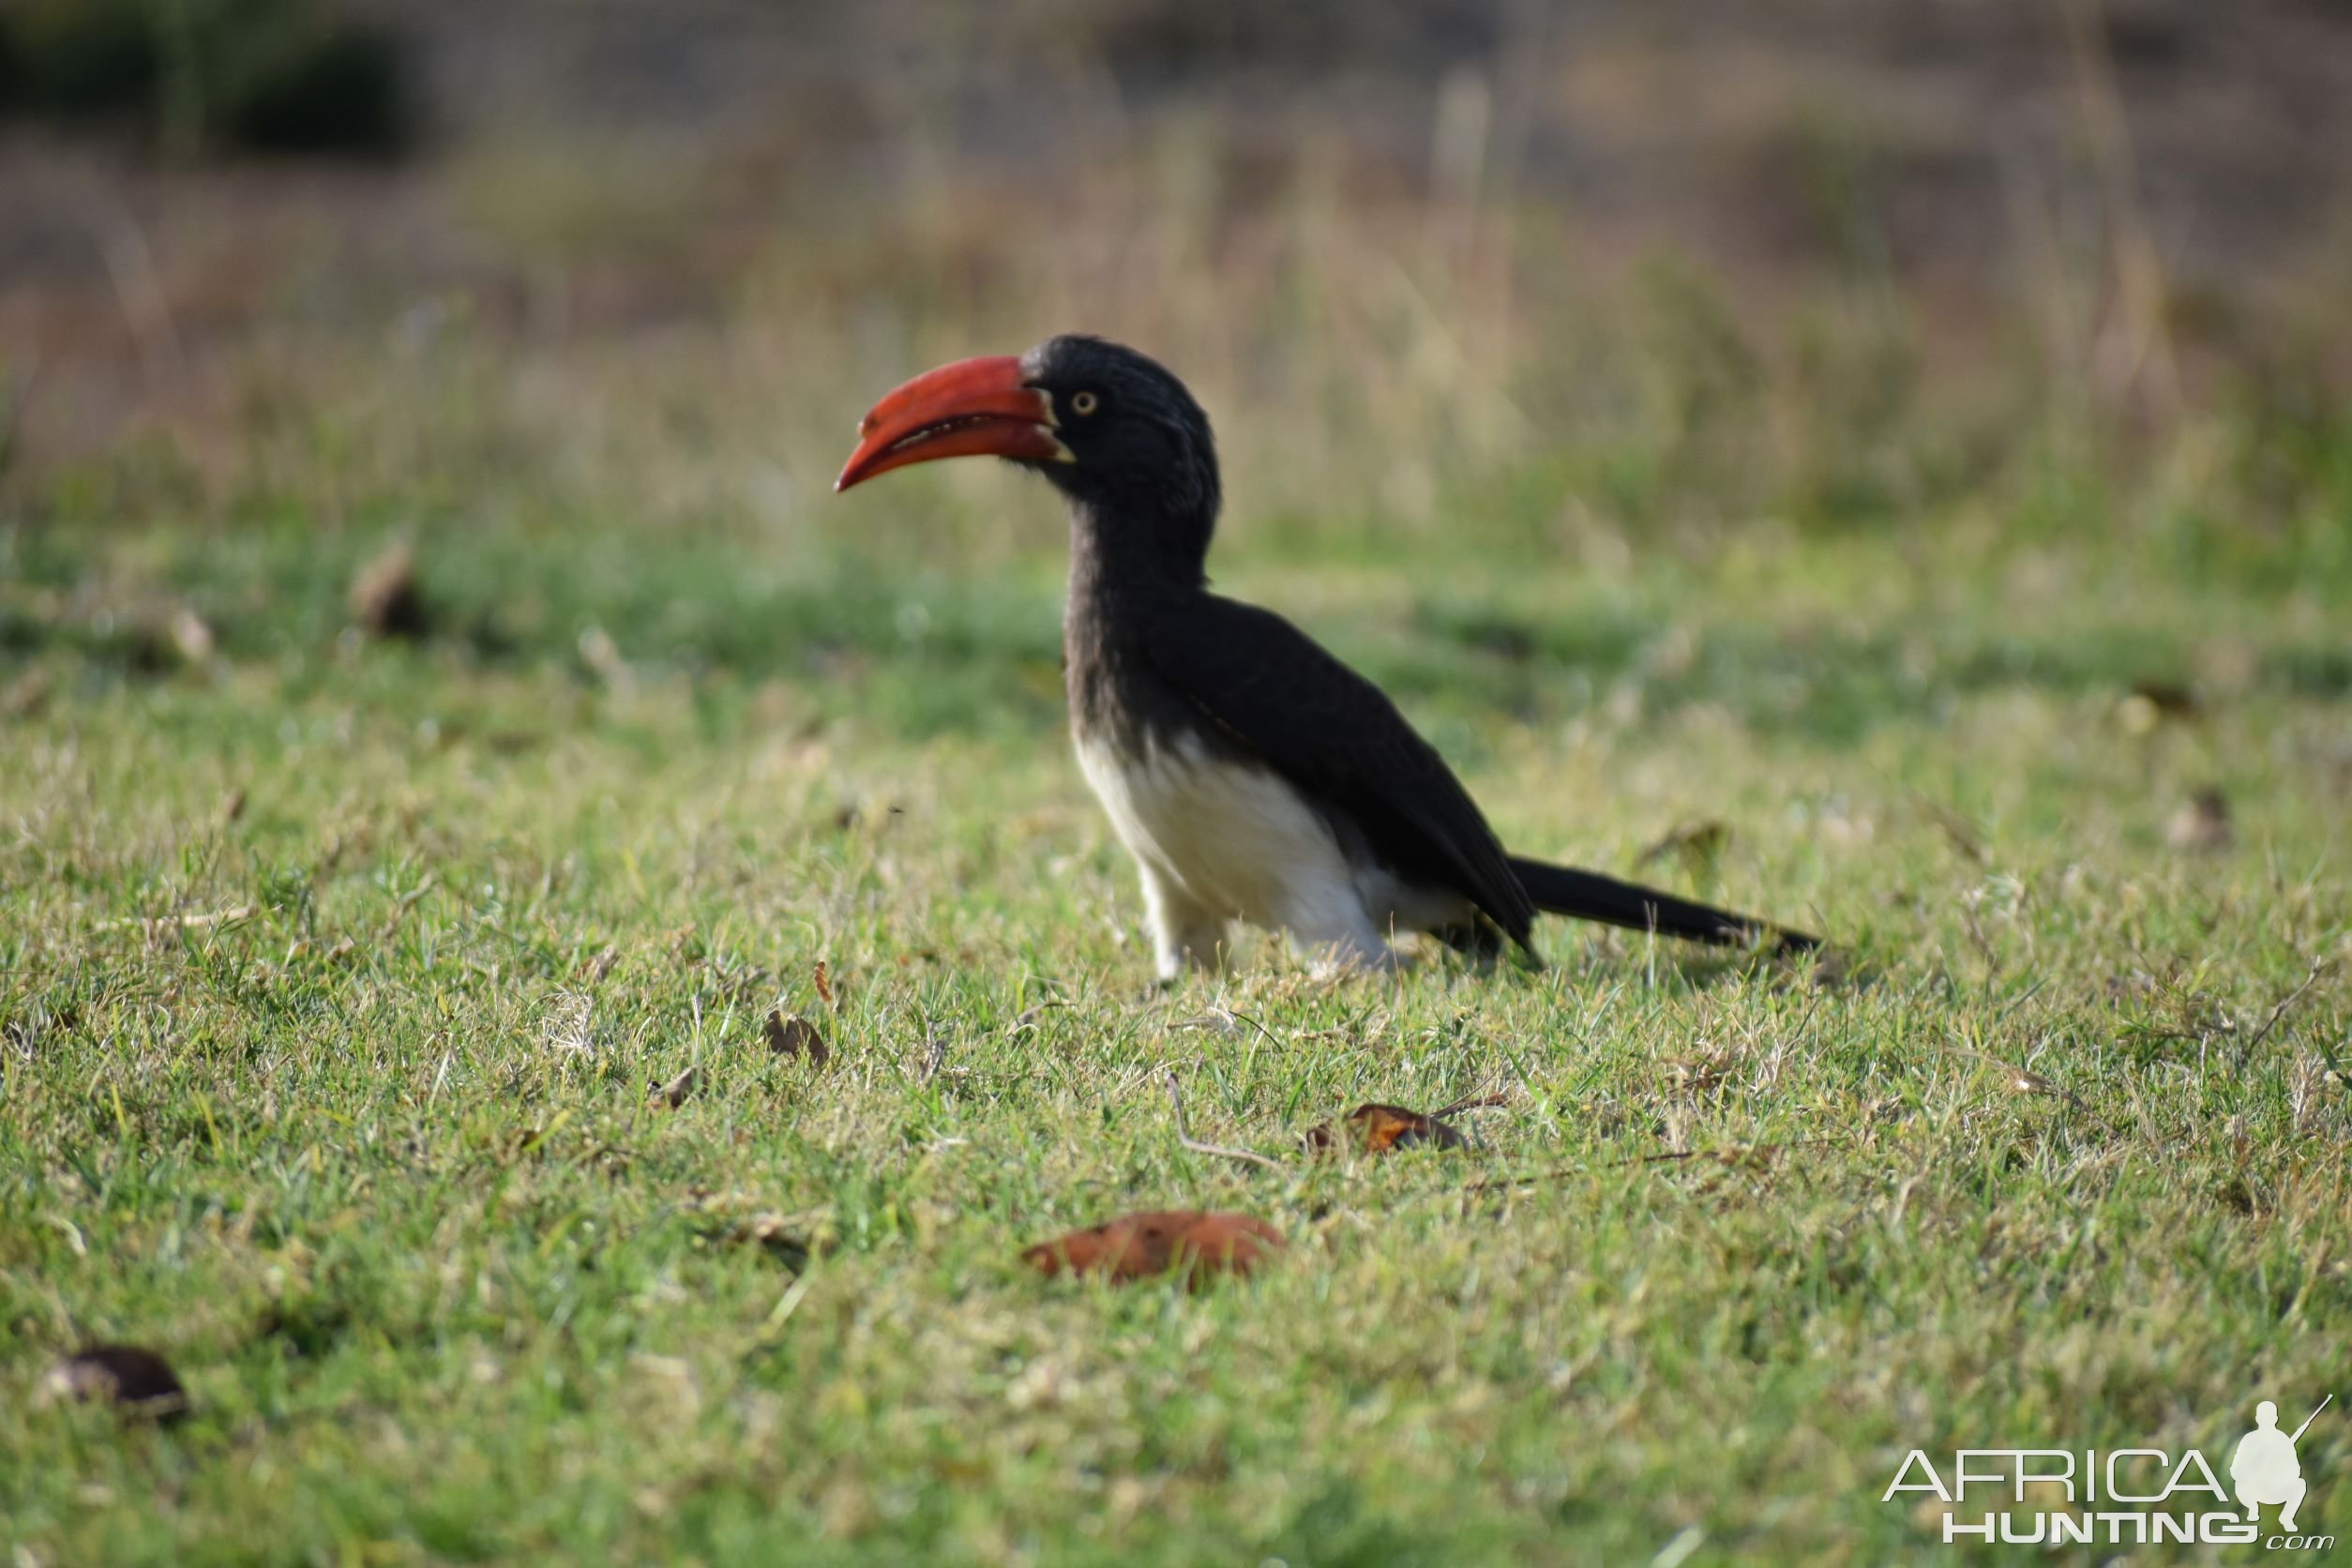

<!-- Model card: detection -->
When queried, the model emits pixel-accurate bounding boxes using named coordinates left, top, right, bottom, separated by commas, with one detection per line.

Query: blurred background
left=2, top=0, right=2348, bottom=742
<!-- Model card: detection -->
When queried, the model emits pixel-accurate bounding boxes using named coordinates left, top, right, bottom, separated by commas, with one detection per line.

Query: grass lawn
left=3, top=320, right=2349, bottom=1564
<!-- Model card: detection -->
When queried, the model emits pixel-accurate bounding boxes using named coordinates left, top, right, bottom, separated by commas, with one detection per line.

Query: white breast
left=1076, top=731, right=1352, bottom=929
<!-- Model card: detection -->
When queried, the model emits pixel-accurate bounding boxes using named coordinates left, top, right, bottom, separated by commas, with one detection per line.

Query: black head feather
left=1019, top=336, right=1221, bottom=574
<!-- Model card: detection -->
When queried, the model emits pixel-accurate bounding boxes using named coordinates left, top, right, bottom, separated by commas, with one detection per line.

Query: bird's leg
left=1139, top=862, right=1226, bottom=981
left=1279, top=885, right=1406, bottom=976
left=1305, top=939, right=1414, bottom=979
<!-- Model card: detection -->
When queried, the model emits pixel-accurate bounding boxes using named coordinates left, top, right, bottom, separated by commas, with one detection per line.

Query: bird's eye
left=1071, top=390, right=1099, bottom=416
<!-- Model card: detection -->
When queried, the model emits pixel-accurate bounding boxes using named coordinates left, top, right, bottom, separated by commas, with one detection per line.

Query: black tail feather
left=1506, top=856, right=1818, bottom=955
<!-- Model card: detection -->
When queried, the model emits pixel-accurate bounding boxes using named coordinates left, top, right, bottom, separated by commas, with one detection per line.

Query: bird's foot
left=1305, top=938, right=1413, bottom=979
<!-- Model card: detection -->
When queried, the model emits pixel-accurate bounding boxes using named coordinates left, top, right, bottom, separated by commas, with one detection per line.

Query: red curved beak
left=834, top=355, right=1073, bottom=492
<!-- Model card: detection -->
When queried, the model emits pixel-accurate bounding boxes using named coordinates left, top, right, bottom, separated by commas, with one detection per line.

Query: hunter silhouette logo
left=2233, top=1397, right=2329, bottom=1535
left=1884, top=1393, right=2334, bottom=1550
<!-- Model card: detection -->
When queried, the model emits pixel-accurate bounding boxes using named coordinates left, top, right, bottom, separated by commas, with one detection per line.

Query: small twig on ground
left=2237, top=958, right=2333, bottom=1072
left=1461, top=1139, right=1841, bottom=1196
left=1430, top=1090, right=1510, bottom=1121
left=1959, top=896, right=2001, bottom=1003
left=920, top=1034, right=947, bottom=1086
left=1919, top=796, right=1987, bottom=865
left=1460, top=1161, right=1596, bottom=1195
left=1214, top=1007, right=1288, bottom=1053
left=378, top=876, right=437, bottom=942
left=1164, top=1071, right=1287, bottom=1171
left=97, top=904, right=256, bottom=935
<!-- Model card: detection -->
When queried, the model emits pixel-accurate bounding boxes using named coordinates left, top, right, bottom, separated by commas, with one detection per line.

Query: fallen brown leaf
left=1304, top=1103, right=1467, bottom=1155
left=649, top=1064, right=698, bottom=1108
left=2165, top=788, right=2232, bottom=852
left=765, top=1010, right=829, bottom=1067
left=349, top=544, right=429, bottom=639
left=1021, top=1211, right=1284, bottom=1288
left=38, top=1345, right=188, bottom=1421
left=2004, top=1065, right=2061, bottom=1097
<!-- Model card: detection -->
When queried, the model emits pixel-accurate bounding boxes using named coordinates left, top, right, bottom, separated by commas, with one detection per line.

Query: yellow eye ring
left=1071, top=390, right=1099, bottom=416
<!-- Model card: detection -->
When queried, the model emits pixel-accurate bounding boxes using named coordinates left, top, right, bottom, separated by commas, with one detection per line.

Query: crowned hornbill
left=836, top=335, right=1818, bottom=976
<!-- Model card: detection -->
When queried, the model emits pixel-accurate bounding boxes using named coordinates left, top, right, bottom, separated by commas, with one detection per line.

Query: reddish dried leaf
left=812, top=960, right=835, bottom=1010
left=1304, top=1103, right=1467, bottom=1155
left=765, top=1010, right=829, bottom=1067
left=1021, top=1210, right=1285, bottom=1287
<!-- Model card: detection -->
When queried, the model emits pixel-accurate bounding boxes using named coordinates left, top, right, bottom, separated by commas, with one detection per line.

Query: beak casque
left=834, top=354, right=1074, bottom=491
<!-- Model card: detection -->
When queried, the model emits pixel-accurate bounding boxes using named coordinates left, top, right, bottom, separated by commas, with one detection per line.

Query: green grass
left=4, top=283, right=2351, bottom=1563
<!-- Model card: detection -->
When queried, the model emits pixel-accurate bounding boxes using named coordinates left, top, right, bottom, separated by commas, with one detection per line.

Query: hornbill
left=836, top=335, right=1818, bottom=977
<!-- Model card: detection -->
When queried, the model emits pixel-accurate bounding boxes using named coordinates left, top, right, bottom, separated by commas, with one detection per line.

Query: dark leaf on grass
left=1021, top=1211, right=1284, bottom=1287
left=349, top=544, right=429, bottom=639
left=38, top=1346, right=187, bottom=1422
left=765, top=1010, right=829, bottom=1067
left=2121, top=679, right=2201, bottom=731
left=650, top=1064, right=698, bottom=1108
left=1304, top=1103, right=1467, bottom=1155
left=2166, top=788, right=2232, bottom=852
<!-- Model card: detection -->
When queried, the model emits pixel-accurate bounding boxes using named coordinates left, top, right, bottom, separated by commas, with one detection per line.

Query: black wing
left=1136, top=593, right=1539, bottom=951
